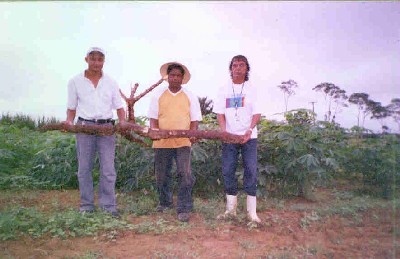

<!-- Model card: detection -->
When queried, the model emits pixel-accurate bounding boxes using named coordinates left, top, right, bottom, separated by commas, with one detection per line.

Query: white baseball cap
left=86, top=47, right=105, bottom=56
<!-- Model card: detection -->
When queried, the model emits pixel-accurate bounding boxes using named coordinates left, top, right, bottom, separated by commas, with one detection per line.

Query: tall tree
left=331, top=89, right=348, bottom=123
left=312, top=82, right=347, bottom=122
left=370, top=101, right=390, bottom=132
left=198, top=96, right=214, bottom=116
left=348, top=93, right=381, bottom=128
left=348, top=93, right=369, bottom=127
left=387, top=98, right=400, bottom=132
left=277, top=79, right=298, bottom=113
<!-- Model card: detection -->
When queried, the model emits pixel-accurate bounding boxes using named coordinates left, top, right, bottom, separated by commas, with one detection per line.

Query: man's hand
left=60, top=120, right=73, bottom=132
left=118, top=120, right=128, bottom=127
left=190, top=137, right=199, bottom=145
left=240, top=129, right=252, bottom=144
left=61, top=120, right=73, bottom=126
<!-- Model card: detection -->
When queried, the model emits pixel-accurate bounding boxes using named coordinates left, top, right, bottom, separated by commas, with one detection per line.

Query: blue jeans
left=154, top=147, right=195, bottom=213
left=222, top=138, right=258, bottom=196
left=76, top=120, right=117, bottom=212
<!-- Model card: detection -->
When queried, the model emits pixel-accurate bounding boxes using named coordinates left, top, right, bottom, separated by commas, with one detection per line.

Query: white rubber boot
left=217, top=195, right=237, bottom=219
left=246, top=195, right=261, bottom=223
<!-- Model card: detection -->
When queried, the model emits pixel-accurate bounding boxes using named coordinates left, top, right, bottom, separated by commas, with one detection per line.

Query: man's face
left=168, top=68, right=184, bottom=88
left=231, top=59, right=247, bottom=79
left=85, top=52, right=105, bottom=73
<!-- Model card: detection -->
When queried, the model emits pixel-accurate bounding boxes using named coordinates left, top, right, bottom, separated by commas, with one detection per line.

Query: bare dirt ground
left=1, top=187, right=399, bottom=259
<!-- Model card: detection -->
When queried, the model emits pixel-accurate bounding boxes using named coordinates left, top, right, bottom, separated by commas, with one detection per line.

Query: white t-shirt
left=67, top=72, right=124, bottom=120
left=214, top=81, right=262, bottom=137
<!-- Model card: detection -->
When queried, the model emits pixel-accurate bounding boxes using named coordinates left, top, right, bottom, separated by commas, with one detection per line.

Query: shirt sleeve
left=67, top=78, right=78, bottom=110
left=213, top=86, right=226, bottom=114
left=111, top=79, right=124, bottom=110
left=185, top=90, right=202, bottom=122
left=147, top=91, right=160, bottom=119
left=251, top=86, right=263, bottom=115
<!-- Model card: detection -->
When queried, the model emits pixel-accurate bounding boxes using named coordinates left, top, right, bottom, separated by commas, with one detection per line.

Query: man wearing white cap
left=148, top=62, right=202, bottom=222
left=63, top=47, right=125, bottom=217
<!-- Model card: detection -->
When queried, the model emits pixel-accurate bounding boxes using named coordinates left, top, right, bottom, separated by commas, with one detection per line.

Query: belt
left=78, top=117, right=114, bottom=124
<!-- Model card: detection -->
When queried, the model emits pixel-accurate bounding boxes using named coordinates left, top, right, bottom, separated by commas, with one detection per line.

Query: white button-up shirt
left=67, top=72, right=124, bottom=120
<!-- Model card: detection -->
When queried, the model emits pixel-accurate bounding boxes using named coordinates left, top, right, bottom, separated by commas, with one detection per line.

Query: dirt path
left=1, top=189, right=398, bottom=258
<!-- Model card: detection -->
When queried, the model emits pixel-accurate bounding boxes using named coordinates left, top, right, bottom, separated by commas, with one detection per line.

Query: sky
left=1, top=1, right=399, bottom=132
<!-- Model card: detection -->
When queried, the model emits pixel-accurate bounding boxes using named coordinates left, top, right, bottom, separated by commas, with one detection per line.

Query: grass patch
left=0, top=189, right=41, bottom=209
left=119, top=191, right=158, bottom=216
left=193, top=196, right=222, bottom=221
left=317, top=195, right=389, bottom=218
left=0, top=207, right=133, bottom=241
left=132, top=218, right=188, bottom=235
left=0, top=174, right=58, bottom=190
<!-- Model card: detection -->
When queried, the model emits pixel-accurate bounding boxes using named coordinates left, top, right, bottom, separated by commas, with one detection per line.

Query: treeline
left=277, top=80, right=400, bottom=133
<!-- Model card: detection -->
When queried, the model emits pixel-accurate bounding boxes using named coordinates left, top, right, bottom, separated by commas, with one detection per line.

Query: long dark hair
left=229, top=55, right=250, bottom=81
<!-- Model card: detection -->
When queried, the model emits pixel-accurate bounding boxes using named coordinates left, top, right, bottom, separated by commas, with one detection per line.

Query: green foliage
left=0, top=113, right=36, bottom=130
left=0, top=207, right=133, bottom=240
left=120, top=191, right=158, bottom=216
left=0, top=112, right=59, bottom=130
left=30, top=132, right=79, bottom=189
left=2, top=113, right=399, bottom=201
left=0, top=125, right=43, bottom=175
left=192, top=140, right=225, bottom=196
left=198, top=96, right=214, bottom=116
left=115, top=137, right=155, bottom=192
left=36, top=115, right=60, bottom=128
left=337, top=134, right=400, bottom=198
left=131, top=218, right=187, bottom=235
left=317, top=190, right=388, bottom=220
left=0, top=114, right=64, bottom=189
left=0, top=207, right=45, bottom=240
left=29, top=132, right=154, bottom=191
left=285, top=109, right=315, bottom=125
left=0, top=175, right=56, bottom=190
left=257, top=113, right=341, bottom=198
left=193, top=196, right=222, bottom=221
left=200, top=113, right=219, bottom=129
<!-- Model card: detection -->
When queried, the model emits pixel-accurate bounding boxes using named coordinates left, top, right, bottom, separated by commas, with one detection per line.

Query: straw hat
left=160, top=62, right=191, bottom=84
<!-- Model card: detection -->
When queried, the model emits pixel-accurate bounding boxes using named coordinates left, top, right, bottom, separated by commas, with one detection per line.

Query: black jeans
left=154, top=147, right=195, bottom=213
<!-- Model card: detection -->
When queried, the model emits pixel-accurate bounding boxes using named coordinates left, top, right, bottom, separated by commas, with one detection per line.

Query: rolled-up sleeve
left=111, top=81, right=124, bottom=110
left=213, top=89, right=226, bottom=115
left=251, top=87, right=263, bottom=115
left=67, top=79, right=77, bottom=110
left=189, top=93, right=202, bottom=122
left=148, top=95, right=159, bottom=119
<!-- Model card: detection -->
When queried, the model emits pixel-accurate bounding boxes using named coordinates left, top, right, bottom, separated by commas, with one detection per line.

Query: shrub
left=257, top=115, right=340, bottom=198
left=115, top=137, right=155, bottom=192
left=0, top=113, right=36, bottom=130
left=337, top=134, right=400, bottom=198
left=30, top=133, right=79, bottom=189
left=0, top=125, right=43, bottom=175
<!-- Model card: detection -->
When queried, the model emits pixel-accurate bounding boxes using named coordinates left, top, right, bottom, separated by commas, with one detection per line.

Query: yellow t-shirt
left=152, top=90, right=192, bottom=148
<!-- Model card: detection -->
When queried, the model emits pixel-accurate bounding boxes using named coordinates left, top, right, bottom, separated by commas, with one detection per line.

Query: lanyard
left=232, top=82, right=245, bottom=121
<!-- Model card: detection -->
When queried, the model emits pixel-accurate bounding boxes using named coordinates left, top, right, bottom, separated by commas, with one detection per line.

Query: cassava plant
left=257, top=109, right=339, bottom=199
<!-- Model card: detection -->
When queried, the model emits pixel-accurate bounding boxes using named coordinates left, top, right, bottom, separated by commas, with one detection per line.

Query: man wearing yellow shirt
left=148, top=62, right=202, bottom=222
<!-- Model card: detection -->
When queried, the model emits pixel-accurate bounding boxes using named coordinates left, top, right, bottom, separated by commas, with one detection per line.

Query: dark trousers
left=154, top=147, right=195, bottom=213
left=222, top=138, right=258, bottom=196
